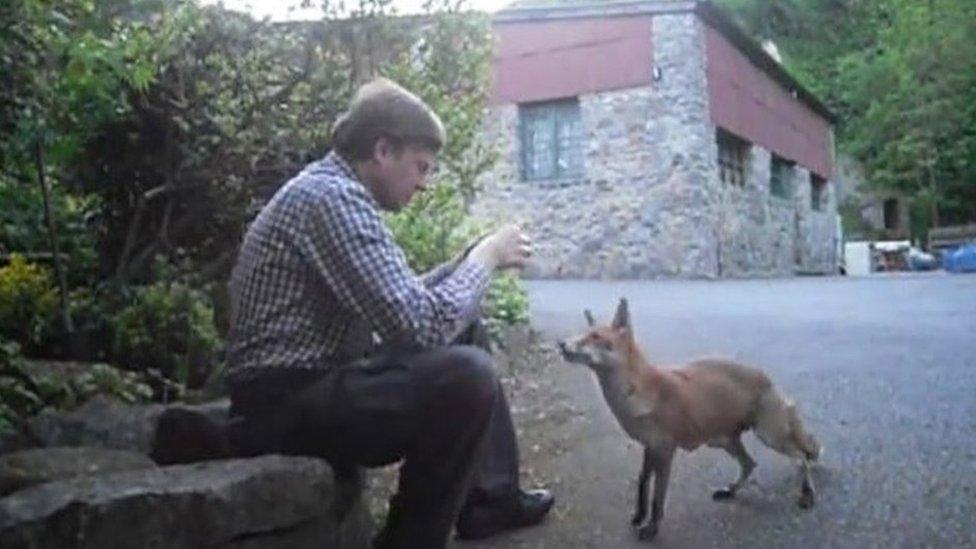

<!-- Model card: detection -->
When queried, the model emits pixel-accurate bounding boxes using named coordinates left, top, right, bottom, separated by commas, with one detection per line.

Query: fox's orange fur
left=560, top=299, right=820, bottom=542
left=614, top=330, right=819, bottom=458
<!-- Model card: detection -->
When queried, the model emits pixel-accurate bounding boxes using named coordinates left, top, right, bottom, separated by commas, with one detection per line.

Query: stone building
left=471, top=0, right=842, bottom=278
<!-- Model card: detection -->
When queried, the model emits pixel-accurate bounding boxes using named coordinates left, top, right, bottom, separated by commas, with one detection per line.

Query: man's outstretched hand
left=467, top=224, right=533, bottom=271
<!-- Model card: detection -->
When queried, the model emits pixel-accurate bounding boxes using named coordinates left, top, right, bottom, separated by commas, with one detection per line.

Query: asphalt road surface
left=461, top=273, right=976, bottom=548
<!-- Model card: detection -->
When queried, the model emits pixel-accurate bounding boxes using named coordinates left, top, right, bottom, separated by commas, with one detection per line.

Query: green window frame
left=770, top=155, right=793, bottom=199
left=810, top=173, right=827, bottom=211
left=519, top=99, right=583, bottom=181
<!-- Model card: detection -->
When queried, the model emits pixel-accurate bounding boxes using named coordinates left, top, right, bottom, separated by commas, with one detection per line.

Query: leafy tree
left=1, top=0, right=159, bottom=330
left=2, top=0, right=525, bottom=387
left=716, top=0, right=976, bottom=236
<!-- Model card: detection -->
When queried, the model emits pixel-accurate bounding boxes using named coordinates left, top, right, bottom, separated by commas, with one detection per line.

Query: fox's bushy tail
left=786, top=403, right=820, bottom=461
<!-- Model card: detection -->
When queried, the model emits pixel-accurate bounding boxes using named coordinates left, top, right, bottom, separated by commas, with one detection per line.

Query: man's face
left=368, top=139, right=437, bottom=211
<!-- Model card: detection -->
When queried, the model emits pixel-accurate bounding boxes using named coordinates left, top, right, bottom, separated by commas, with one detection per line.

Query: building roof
left=493, top=0, right=836, bottom=123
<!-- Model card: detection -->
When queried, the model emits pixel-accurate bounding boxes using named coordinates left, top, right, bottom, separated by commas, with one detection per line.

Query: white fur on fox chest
left=595, top=370, right=672, bottom=448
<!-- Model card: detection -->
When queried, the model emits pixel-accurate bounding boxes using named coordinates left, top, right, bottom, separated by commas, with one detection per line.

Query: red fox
left=558, top=298, right=820, bottom=542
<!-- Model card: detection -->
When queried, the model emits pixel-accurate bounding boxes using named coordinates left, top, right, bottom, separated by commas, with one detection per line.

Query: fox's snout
left=558, top=339, right=582, bottom=358
left=558, top=338, right=589, bottom=358
left=557, top=338, right=590, bottom=366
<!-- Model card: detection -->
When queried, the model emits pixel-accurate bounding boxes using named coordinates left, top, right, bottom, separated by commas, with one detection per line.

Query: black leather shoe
left=456, top=489, right=555, bottom=540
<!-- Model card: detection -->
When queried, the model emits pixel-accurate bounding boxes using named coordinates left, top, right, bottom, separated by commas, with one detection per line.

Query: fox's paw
left=631, top=511, right=646, bottom=527
left=637, top=522, right=659, bottom=542
left=712, top=488, right=736, bottom=501
left=798, top=489, right=815, bottom=509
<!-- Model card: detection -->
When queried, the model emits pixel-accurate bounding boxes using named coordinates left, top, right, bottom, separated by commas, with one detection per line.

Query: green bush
left=110, top=280, right=220, bottom=389
left=0, top=338, right=34, bottom=435
left=0, top=336, right=154, bottom=435
left=72, top=363, right=155, bottom=405
left=0, top=254, right=57, bottom=350
left=0, top=178, right=101, bottom=287
left=483, top=273, right=531, bottom=341
left=65, top=287, right=111, bottom=357
left=388, top=182, right=480, bottom=273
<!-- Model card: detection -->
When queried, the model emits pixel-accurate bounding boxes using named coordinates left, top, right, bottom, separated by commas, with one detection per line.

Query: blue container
left=943, top=247, right=957, bottom=271
left=945, top=243, right=976, bottom=273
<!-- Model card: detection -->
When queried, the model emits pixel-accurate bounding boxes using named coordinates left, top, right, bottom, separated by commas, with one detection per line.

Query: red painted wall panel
left=491, top=17, right=653, bottom=105
left=704, top=24, right=833, bottom=179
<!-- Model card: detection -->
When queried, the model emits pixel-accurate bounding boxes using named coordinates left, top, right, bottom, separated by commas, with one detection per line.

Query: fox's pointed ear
left=584, top=309, right=595, bottom=327
left=611, top=298, right=630, bottom=330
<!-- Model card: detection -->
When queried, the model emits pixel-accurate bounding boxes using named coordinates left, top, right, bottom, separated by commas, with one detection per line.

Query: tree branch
left=34, top=140, right=73, bottom=333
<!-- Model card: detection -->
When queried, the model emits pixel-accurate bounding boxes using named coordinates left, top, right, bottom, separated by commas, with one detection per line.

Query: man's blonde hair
left=332, top=78, right=446, bottom=161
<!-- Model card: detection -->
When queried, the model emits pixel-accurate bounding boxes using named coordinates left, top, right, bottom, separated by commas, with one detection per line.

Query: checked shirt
left=225, top=151, right=490, bottom=385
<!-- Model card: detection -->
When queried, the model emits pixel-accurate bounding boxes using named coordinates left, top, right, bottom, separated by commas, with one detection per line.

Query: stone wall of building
left=473, top=13, right=720, bottom=279
left=472, top=11, right=840, bottom=279
left=794, top=165, right=841, bottom=273
left=714, top=145, right=797, bottom=277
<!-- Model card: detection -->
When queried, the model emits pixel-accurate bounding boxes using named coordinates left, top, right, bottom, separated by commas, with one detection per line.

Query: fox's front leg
left=637, top=450, right=674, bottom=542
left=632, top=447, right=653, bottom=526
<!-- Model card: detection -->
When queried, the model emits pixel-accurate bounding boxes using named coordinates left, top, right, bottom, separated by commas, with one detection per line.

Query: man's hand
left=467, top=224, right=533, bottom=271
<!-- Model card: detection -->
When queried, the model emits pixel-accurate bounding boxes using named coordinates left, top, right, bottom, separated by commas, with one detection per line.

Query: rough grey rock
left=0, top=455, right=371, bottom=549
left=26, top=396, right=229, bottom=456
left=0, top=429, right=37, bottom=457
left=0, top=447, right=156, bottom=497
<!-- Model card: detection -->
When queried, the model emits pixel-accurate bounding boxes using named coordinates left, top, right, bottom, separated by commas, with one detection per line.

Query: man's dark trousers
left=228, top=344, right=520, bottom=549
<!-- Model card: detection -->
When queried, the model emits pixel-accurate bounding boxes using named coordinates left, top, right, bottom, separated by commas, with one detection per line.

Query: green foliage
left=0, top=336, right=153, bottom=435
left=0, top=177, right=101, bottom=285
left=110, top=280, right=220, bottom=388
left=0, top=254, right=57, bottom=350
left=0, top=338, right=36, bottom=434
left=380, top=3, right=530, bottom=334
left=70, top=2, right=361, bottom=283
left=73, top=362, right=156, bottom=405
left=483, top=273, right=531, bottom=338
left=837, top=198, right=877, bottom=241
left=715, top=0, right=976, bottom=230
left=36, top=286, right=115, bottom=361
left=0, top=0, right=159, bottom=171
left=387, top=183, right=482, bottom=272
left=1, top=0, right=512, bottom=398
left=384, top=1, right=498, bottom=275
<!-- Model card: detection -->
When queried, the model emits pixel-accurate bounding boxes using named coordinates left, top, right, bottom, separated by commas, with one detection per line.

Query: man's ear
left=611, top=297, right=630, bottom=330
left=373, top=136, right=396, bottom=163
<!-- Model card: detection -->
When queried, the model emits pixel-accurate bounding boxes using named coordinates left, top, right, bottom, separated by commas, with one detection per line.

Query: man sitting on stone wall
left=223, top=78, right=554, bottom=549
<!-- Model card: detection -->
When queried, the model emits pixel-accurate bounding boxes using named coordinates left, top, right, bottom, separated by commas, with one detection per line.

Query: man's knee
left=443, top=345, right=498, bottom=407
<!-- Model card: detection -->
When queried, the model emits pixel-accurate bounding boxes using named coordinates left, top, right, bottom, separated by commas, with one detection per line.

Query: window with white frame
left=770, top=155, right=793, bottom=199
left=716, top=128, right=750, bottom=186
left=519, top=99, right=583, bottom=181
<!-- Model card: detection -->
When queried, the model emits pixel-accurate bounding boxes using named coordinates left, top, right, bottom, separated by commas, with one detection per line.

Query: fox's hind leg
left=710, top=433, right=756, bottom=500
left=753, top=391, right=818, bottom=509
left=798, top=458, right=815, bottom=509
